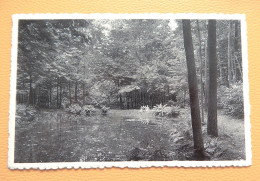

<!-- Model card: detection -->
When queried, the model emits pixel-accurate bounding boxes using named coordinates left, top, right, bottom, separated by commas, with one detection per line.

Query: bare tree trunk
left=59, top=82, right=62, bottom=108
left=234, top=55, right=243, bottom=80
left=56, top=78, right=59, bottom=109
left=207, top=20, right=218, bottom=137
left=49, top=86, right=52, bottom=108
left=196, top=20, right=205, bottom=124
left=204, top=28, right=209, bottom=112
left=233, top=57, right=237, bottom=82
left=69, top=81, right=71, bottom=105
left=227, top=21, right=232, bottom=87
left=28, top=74, right=33, bottom=106
left=83, top=83, right=85, bottom=105
left=75, top=81, right=78, bottom=103
left=182, top=20, right=205, bottom=158
left=183, top=90, right=186, bottom=107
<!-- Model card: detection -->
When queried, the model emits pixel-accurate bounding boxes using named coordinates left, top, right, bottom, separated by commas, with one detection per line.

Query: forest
left=14, top=18, right=245, bottom=162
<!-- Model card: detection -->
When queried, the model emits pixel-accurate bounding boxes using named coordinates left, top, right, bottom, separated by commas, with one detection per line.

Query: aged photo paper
left=8, top=13, right=251, bottom=169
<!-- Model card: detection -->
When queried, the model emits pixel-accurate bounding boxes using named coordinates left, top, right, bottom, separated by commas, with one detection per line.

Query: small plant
left=82, top=105, right=96, bottom=116
left=101, top=106, right=110, bottom=115
left=140, top=105, right=150, bottom=112
left=153, top=104, right=167, bottom=116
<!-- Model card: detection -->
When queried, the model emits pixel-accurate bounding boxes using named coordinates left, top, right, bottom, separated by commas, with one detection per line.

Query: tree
left=182, top=20, right=205, bottom=159
left=207, top=20, right=218, bottom=137
left=196, top=20, right=205, bottom=124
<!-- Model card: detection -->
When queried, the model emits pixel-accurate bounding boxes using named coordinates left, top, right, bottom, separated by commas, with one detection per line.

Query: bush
left=101, top=106, right=110, bottom=115
left=218, top=83, right=244, bottom=118
left=140, top=105, right=150, bottom=112
left=152, top=104, right=180, bottom=118
left=153, top=104, right=167, bottom=116
left=82, top=105, right=96, bottom=116
left=67, top=104, right=82, bottom=115
left=16, top=104, right=37, bottom=125
left=164, top=106, right=180, bottom=118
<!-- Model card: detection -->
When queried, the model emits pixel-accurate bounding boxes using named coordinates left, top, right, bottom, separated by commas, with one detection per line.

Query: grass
left=14, top=106, right=245, bottom=162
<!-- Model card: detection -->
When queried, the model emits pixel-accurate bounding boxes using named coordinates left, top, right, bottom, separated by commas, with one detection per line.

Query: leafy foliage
left=82, top=105, right=96, bottom=115
left=16, top=104, right=37, bottom=125
left=67, top=104, right=82, bottom=115
left=218, top=82, right=244, bottom=118
left=101, top=106, right=110, bottom=115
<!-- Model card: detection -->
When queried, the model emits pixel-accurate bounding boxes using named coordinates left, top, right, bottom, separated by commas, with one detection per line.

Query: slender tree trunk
left=28, top=74, right=33, bottom=106
left=68, top=81, right=71, bottom=105
left=59, top=82, right=62, bottom=108
left=234, top=55, right=243, bottom=80
left=183, top=90, right=186, bottom=107
left=75, top=81, right=78, bottom=102
left=196, top=20, right=205, bottom=124
left=234, top=21, right=242, bottom=81
left=233, top=57, right=237, bottom=82
left=182, top=20, right=205, bottom=157
left=227, top=21, right=232, bottom=87
left=83, top=83, right=85, bottom=105
left=234, top=21, right=239, bottom=52
left=49, top=86, right=52, bottom=108
left=207, top=20, right=218, bottom=137
left=56, top=78, right=59, bottom=109
left=204, top=34, right=209, bottom=112
left=119, top=94, right=123, bottom=109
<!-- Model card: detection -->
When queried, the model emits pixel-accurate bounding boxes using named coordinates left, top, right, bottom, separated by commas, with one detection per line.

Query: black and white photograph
left=8, top=14, right=251, bottom=169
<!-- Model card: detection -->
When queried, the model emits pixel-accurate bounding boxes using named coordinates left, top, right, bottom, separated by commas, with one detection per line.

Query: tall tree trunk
left=234, top=55, right=243, bottom=80
left=68, top=81, right=71, bottom=105
left=204, top=33, right=209, bottom=112
left=82, top=83, right=85, bottom=105
left=49, top=86, right=52, bottom=108
left=234, top=21, right=242, bottom=81
left=56, top=78, right=59, bottom=109
left=59, top=82, right=62, bottom=108
left=234, top=21, right=239, bottom=52
left=182, top=20, right=205, bottom=158
left=196, top=20, right=205, bottom=124
left=119, top=94, right=123, bottom=109
left=28, top=74, right=33, bottom=106
left=75, top=81, right=78, bottom=102
left=207, top=20, right=218, bottom=137
left=233, top=57, right=237, bottom=82
left=183, top=90, right=186, bottom=107
left=227, top=21, right=232, bottom=87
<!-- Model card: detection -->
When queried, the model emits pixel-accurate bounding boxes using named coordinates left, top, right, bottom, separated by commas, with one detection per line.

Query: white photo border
left=8, top=13, right=251, bottom=169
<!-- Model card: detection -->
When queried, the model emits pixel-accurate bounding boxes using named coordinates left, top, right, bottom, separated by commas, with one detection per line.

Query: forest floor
left=14, top=106, right=245, bottom=162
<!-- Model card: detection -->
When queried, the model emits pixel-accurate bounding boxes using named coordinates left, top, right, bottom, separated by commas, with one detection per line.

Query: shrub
left=16, top=104, right=37, bottom=125
left=152, top=104, right=180, bottom=118
left=140, top=105, right=150, bottom=112
left=101, top=106, right=110, bottom=115
left=153, top=104, right=167, bottom=116
left=82, top=105, right=96, bottom=116
left=67, top=104, right=82, bottom=115
left=163, top=106, right=180, bottom=118
left=218, top=83, right=244, bottom=118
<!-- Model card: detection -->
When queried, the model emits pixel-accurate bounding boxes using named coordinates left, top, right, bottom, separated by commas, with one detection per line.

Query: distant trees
left=16, top=18, right=243, bottom=122
left=17, top=19, right=186, bottom=108
left=182, top=20, right=205, bottom=158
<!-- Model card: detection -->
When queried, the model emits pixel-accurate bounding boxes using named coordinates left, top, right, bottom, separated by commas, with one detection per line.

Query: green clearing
left=14, top=108, right=245, bottom=162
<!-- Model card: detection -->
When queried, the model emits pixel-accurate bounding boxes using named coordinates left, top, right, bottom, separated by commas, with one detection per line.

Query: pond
left=14, top=109, right=179, bottom=163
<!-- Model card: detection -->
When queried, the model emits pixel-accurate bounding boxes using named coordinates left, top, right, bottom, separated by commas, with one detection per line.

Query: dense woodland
left=15, top=19, right=244, bottom=161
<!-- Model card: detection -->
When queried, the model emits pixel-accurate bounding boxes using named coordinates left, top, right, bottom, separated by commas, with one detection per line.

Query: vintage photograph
left=9, top=14, right=251, bottom=169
